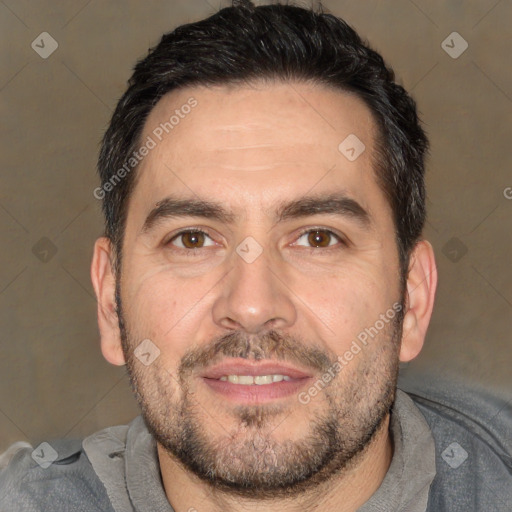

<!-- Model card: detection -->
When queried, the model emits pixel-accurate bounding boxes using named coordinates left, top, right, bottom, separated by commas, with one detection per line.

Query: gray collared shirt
left=2, top=387, right=511, bottom=511
left=357, top=390, right=436, bottom=512
left=81, top=389, right=435, bottom=512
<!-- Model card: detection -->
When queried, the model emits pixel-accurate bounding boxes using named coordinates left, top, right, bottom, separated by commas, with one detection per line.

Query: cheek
left=121, top=268, right=215, bottom=359
left=301, top=265, right=398, bottom=352
left=120, top=268, right=172, bottom=337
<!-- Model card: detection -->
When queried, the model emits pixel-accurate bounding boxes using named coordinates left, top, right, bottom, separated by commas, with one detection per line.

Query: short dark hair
left=98, top=0, right=429, bottom=284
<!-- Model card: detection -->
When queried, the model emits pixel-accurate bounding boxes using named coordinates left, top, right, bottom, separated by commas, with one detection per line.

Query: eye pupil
left=182, top=231, right=204, bottom=248
left=308, top=230, right=330, bottom=248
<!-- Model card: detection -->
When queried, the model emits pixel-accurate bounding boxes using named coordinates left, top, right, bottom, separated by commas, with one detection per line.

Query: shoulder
left=403, top=383, right=512, bottom=511
left=0, top=435, right=116, bottom=512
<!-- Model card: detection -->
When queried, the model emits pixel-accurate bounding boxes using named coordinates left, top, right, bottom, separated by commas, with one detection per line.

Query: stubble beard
left=116, top=282, right=404, bottom=499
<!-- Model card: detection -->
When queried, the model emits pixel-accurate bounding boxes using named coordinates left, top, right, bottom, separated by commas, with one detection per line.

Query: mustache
left=178, top=329, right=337, bottom=381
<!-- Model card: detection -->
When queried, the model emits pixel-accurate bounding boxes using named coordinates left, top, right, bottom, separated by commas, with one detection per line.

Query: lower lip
left=202, top=377, right=312, bottom=404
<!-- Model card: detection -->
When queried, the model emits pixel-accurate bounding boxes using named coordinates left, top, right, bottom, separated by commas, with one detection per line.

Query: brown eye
left=295, top=229, right=344, bottom=249
left=308, top=230, right=332, bottom=248
left=181, top=231, right=205, bottom=248
left=168, top=230, right=215, bottom=250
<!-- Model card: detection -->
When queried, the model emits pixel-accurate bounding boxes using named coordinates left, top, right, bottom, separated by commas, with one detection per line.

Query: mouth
left=199, top=359, right=314, bottom=404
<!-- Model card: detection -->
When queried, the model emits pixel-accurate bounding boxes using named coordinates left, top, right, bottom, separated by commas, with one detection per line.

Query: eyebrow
left=141, top=192, right=372, bottom=233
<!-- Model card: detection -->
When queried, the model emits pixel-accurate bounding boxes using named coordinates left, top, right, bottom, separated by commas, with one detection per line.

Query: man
left=1, top=1, right=510, bottom=510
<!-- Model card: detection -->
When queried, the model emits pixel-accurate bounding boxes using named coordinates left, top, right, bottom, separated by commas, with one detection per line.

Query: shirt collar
left=357, top=389, right=437, bottom=512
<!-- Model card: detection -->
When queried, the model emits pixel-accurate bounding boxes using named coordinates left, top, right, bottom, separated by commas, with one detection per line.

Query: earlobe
left=90, top=237, right=126, bottom=366
left=399, top=240, right=437, bottom=363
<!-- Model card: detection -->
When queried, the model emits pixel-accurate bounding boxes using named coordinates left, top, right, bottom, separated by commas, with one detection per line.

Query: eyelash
left=164, top=227, right=348, bottom=255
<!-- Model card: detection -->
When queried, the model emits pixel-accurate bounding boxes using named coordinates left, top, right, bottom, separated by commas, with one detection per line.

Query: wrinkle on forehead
left=142, top=81, right=377, bottom=153
left=129, top=81, right=388, bottom=228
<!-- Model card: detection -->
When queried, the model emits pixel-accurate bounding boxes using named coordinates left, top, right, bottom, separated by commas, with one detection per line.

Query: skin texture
left=91, top=80, right=437, bottom=512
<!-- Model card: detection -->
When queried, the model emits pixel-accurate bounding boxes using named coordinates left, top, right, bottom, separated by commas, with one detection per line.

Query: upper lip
left=200, top=359, right=313, bottom=380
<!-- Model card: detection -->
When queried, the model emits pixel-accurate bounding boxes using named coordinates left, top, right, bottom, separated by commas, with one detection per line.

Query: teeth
left=254, top=375, right=273, bottom=385
left=218, top=374, right=292, bottom=385
left=236, top=375, right=253, bottom=385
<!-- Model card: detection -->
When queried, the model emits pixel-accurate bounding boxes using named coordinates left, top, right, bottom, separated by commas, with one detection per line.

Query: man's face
left=117, top=81, right=404, bottom=495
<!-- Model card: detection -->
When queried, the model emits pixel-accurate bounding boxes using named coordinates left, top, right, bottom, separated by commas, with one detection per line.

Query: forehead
left=128, top=80, right=389, bottom=226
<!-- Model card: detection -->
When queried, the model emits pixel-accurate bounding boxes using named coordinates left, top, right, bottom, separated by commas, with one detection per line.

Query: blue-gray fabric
left=1, top=388, right=511, bottom=511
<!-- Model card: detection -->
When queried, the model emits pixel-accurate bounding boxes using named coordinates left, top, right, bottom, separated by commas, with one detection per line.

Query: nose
left=211, top=243, right=297, bottom=334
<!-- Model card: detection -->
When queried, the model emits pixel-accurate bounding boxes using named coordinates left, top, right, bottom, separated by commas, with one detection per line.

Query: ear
left=90, top=237, right=126, bottom=366
left=399, top=240, right=437, bottom=362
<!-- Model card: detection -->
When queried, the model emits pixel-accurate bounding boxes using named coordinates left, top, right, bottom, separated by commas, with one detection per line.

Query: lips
left=200, top=359, right=313, bottom=381
left=200, top=359, right=314, bottom=404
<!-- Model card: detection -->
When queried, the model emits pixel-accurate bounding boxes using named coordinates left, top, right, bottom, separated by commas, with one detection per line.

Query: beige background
left=0, top=0, right=511, bottom=451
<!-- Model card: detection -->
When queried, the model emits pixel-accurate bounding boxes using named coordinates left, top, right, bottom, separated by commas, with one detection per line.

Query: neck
left=157, top=413, right=393, bottom=512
